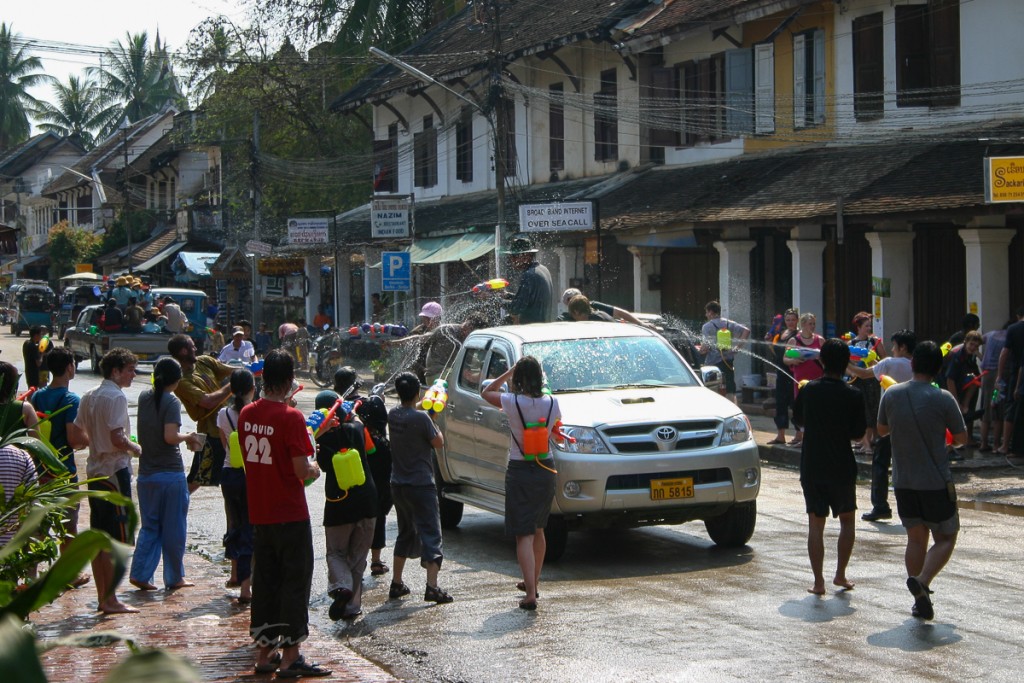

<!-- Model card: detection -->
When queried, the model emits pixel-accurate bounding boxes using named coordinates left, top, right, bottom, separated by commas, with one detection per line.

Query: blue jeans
left=130, top=471, right=189, bottom=587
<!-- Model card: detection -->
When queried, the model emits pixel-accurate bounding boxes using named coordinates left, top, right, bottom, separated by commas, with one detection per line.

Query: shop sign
left=258, top=258, right=304, bottom=275
left=371, top=197, right=412, bottom=238
left=287, top=217, right=330, bottom=244
left=519, top=202, right=594, bottom=232
left=985, top=156, right=1024, bottom=203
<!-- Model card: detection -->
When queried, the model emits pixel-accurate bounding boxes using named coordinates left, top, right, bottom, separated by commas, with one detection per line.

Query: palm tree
left=183, top=21, right=239, bottom=106
left=0, top=23, right=45, bottom=150
left=33, top=75, right=107, bottom=150
left=88, top=31, right=183, bottom=137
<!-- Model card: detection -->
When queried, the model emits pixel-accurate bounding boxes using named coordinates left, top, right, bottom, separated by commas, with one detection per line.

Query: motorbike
left=308, top=326, right=345, bottom=388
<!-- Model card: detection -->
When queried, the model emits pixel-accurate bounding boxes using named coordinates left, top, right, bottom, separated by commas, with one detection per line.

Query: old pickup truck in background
left=434, top=321, right=760, bottom=561
left=63, top=287, right=208, bottom=371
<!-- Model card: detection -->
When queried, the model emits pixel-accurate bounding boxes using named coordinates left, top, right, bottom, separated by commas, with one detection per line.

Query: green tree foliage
left=88, top=31, right=184, bottom=137
left=32, top=76, right=108, bottom=150
left=179, top=20, right=371, bottom=246
left=47, top=221, right=102, bottom=279
left=0, top=23, right=45, bottom=150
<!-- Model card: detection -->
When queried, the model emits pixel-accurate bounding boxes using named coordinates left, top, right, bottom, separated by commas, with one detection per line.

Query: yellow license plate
left=650, top=477, right=694, bottom=501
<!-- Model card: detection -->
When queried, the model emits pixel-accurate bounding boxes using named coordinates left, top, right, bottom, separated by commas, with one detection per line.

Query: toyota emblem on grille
left=656, top=426, right=677, bottom=442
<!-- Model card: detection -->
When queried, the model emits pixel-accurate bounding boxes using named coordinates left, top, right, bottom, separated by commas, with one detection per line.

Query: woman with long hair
left=129, top=357, right=202, bottom=590
left=482, top=356, right=560, bottom=610
left=0, top=360, right=39, bottom=438
left=217, top=368, right=257, bottom=603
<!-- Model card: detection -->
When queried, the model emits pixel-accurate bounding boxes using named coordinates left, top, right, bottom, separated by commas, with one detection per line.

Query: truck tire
left=90, top=346, right=102, bottom=374
left=438, top=495, right=464, bottom=529
left=704, top=500, right=757, bottom=547
left=543, top=515, right=568, bottom=562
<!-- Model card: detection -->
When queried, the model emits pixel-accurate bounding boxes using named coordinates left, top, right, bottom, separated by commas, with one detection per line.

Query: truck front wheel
left=90, top=346, right=102, bottom=374
left=438, top=495, right=464, bottom=529
left=704, top=500, right=757, bottom=547
left=543, top=515, right=568, bottom=562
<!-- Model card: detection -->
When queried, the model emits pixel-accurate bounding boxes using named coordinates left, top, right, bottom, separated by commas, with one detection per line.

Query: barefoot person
left=792, top=339, right=866, bottom=595
left=74, top=348, right=142, bottom=614
left=482, top=356, right=560, bottom=610
left=129, top=358, right=203, bottom=591
left=877, top=341, right=967, bottom=620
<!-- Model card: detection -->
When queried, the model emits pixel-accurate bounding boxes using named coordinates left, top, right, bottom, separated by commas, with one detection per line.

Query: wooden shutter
left=929, top=0, right=961, bottom=106
left=793, top=34, right=806, bottom=129
left=813, top=29, right=826, bottom=124
left=725, top=48, right=753, bottom=136
left=895, top=5, right=930, bottom=107
left=853, top=12, right=884, bottom=120
left=649, top=67, right=680, bottom=147
left=754, top=43, right=775, bottom=134
left=682, top=62, right=699, bottom=145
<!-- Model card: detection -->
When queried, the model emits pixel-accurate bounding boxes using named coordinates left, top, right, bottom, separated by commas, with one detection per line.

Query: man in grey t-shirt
left=877, top=341, right=966, bottom=621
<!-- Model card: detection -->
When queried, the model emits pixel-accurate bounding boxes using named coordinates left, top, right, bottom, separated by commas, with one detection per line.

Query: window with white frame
left=793, top=29, right=825, bottom=128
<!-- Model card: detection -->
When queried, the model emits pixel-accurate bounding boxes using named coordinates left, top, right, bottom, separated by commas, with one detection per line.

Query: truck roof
left=467, top=321, right=658, bottom=345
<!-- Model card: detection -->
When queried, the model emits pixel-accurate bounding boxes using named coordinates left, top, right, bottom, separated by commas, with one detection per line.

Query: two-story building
left=332, top=0, right=1024, bottom=344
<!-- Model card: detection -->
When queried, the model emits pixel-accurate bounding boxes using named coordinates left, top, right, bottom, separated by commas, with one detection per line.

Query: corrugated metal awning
left=135, top=242, right=185, bottom=272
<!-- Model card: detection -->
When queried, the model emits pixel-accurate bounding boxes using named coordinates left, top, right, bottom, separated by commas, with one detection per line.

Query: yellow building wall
left=744, top=1, right=836, bottom=153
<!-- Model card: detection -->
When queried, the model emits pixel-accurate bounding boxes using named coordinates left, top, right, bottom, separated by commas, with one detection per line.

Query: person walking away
left=506, top=236, right=552, bottom=324
left=129, top=358, right=202, bottom=591
left=74, top=348, right=142, bottom=614
left=216, top=368, right=257, bottom=603
left=23, top=325, right=44, bottom=390
left=168, top=334, right=234, bottom=493
left=766, top=309, right=799, bottom=445
left=877, top=341, right=967, bottom=621
left=313, top=390, right=377, bottom=621
left=792, top=340, right=866, bottom=595
left=387, top=372, right=452, bottom=604
left=240, top=350, right=330, bottom=677
left=333, top=366, right=393, bottom=577
left=783, top=312, right=824, bottom=446
left=847, top=312, right=886, bottom=454
left=847, top=329, right=917, bottom=522
left=31, top=348, right=90, bottom=587
left=979, top=321, right=1012, bottom=452
left=482, top=356, right=560, bottom=610
left=700, top=300, right=751, bottom=403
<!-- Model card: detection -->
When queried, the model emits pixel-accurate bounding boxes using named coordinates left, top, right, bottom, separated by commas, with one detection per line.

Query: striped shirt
left=0, top=445, right=37, bottom=545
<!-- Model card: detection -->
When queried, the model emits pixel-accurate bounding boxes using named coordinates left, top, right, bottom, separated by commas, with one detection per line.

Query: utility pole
left=486, top=0, right=508, bottom=278
left=121, top=122, right=133, bottom=275
left=251, top=111, right=261, bottom=328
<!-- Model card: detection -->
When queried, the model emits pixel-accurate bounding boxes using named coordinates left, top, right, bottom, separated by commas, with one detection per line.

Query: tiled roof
left=616, top=0, right=811, bottom=42
left=332, top=0, right=650, bottom=112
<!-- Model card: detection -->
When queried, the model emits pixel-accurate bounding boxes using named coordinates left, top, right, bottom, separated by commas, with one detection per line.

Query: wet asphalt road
left=23, top=335, right=1023, bottom=683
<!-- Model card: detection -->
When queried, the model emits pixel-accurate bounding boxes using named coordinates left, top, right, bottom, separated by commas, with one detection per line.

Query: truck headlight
left=721, top=415, right=752, bottom=445
left=555, top=426, right=611, bottom=454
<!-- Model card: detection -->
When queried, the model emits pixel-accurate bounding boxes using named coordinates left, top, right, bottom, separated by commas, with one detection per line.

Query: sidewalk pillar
left=334, top=252, right=351, bottom=329
left=959, top=219, right=1016, bottom=331
left=556, top=247, right=573, bottom=315
left=713, top=238, right=756, bottom=377
left=627, top=246, right=664, bottom=314
left=304, top=255, right=321, bottom=325
left=363, top=247, right=382, bottom=322
left=785, top=226, right=826, bottom=319
left=865, top=226, right=915, bottom=341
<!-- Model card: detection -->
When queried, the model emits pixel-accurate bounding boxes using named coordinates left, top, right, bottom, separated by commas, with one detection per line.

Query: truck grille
left=601, top=420, right=720, bottom=454
left=606, top=467, right=732, bottom=491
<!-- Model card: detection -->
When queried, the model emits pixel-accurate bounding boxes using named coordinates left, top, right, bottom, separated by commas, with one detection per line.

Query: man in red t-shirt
left=241, top=350, right=330, bottom=678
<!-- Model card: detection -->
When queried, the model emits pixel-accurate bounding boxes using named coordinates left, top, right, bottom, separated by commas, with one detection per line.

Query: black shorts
left=895, top=488, right=960, bottom=534
left=504, top=460, right=556, bottom=537
left=717, top=361, right=737, bottom=394
left=88, top=467, right=134, bottom=544
left=801, top=479, right=857, bottom=518
left=250, top=520, right=313, bottom=648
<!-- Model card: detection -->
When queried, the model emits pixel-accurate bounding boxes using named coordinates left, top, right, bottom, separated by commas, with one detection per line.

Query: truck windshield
left=19, top=290, right=52, bottom=312
left=523, top=335, right=699, bottom=393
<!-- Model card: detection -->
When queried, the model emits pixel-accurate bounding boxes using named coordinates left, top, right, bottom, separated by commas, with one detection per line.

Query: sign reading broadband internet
left=371, top=197, right=411, bottom=238
left=287, top=217, right=329, bottom=244
left=518, top=202, right=594, bottom=232
left=985, top=157, right=1024, bottom=203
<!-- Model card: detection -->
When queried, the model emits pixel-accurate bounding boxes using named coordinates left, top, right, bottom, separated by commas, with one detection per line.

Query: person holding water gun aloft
left=482, top=356, right=561, bottom=611
left=312, top=389, right=377, bottom=621
left=784, top=312, right=825, bottom=447
left=766, top=309, right=800, bottom=446
left=216, top=368, right=257, bottom=604
left=846, top=312, right=887, bottom=455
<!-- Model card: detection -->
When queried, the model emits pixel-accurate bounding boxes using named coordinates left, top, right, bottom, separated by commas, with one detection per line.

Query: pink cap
left=419, top=302, right=443, bottom=319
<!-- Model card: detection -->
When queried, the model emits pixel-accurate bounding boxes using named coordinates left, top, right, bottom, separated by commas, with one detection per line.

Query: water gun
left=552, top=419, right=576, bottom=446
left=38, top=335, right=50, bottom=353
left=349, top=326, right=361, bottom=338
left=960, top=370, right=987, bottom=392
left=797, top=379, right=810, bottom=392
left=473, top=278, right=509, bottom=294
left=716, top=327, right=733, bottom=351
left=205, top=327, right=216, bottom=335
left=421, top=379, right=448, bottom=413
left=784, top=347, right=820, bottom=361
left=941, top=342, right=952, bottom=357
left=848, top=346, right=879, bottom=368
left=841, top=332, right=853, bottom=343
left=246, top=359, right=264, bottom=377
left=389, top=324, right=408, bottom=337
left=17, top=387, right=36, bottom=401
left=289, top=384, right=304, bottom=401
left=331, top=448, right=366, bottom=496
left=766, top=314, right=784, bottom=343
left=307, top=398, right=345, bottom=439
left=878, top=375, right=898, bottom=392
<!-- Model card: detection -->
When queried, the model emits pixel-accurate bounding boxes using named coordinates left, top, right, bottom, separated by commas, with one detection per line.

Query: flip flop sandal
left=515, top=581, right=539, bottom=597
left=254, top=652, right=282, bottom=674
left=370, top=562, right=389, bottom=576
left=766, top=439, right=785, bottom=445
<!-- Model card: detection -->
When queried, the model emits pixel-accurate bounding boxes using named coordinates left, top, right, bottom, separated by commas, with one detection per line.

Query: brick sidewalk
left=31, top=551, right=398, bottom=682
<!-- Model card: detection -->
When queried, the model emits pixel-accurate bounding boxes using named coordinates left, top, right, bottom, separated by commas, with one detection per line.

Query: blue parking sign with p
left=382, top=251, right=411, bottom=291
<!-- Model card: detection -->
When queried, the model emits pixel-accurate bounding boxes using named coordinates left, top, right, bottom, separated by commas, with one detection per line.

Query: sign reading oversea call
left=372, top=197, right=412, bottom=238
left=287, top=217, right=330, bottom=244
left=518, top=202, right=594, bottom=232
left=985, top=157, right=1024, bottom=203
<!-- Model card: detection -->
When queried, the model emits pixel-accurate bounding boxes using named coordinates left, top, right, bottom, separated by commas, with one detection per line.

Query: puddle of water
left=957, top=498, right=1024, bottom=516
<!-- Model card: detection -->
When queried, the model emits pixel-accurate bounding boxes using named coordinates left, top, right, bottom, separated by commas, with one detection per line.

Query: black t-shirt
left=315, top=422, right=377, bottom=526
left=1005, top=320, right=1024, bottom=369
left=792, top=376, right=866, bottom=484
left=22, top=339, right=41, bottom=387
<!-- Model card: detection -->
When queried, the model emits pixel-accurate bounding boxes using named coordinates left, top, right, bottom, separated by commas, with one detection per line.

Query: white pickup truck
left=434, top=321, right=761, bottom=560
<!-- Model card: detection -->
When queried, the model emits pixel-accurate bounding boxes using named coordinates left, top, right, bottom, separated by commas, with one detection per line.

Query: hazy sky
left=5, top=0, right=243, bottom=108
